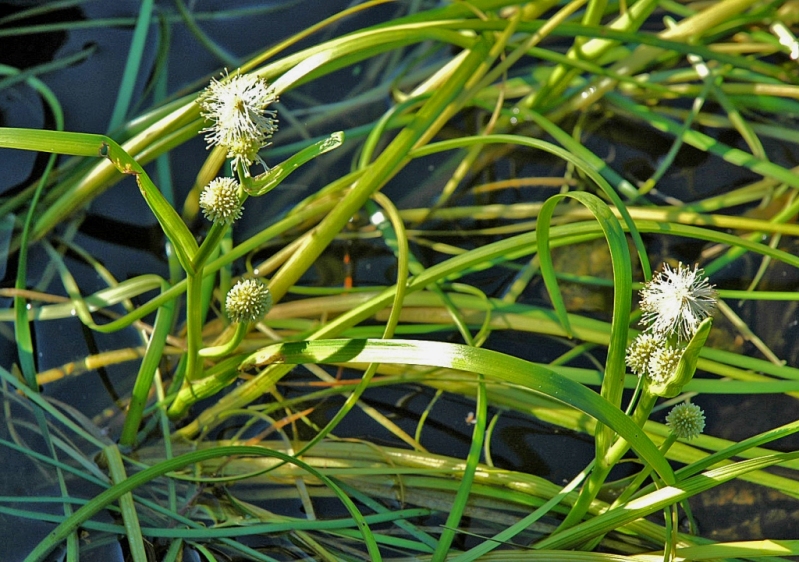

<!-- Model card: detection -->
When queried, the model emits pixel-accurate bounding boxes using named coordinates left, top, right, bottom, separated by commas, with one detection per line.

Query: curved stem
left=199, top=322, right=248, bottom=359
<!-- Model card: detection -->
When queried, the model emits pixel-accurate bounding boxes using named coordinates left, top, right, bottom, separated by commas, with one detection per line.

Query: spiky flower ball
left=647, top=345, right=684, bottom=386
left=666, top=402, right=706, bottom=440
left=199, top=177, right=243, bottom=224
left=626, top=333, right=662, bottom=376
left=225, top=279, right=272, bottom=324
left=198, top=71, right=278, bottom=173
left=639, top=262, right=717, bottom=341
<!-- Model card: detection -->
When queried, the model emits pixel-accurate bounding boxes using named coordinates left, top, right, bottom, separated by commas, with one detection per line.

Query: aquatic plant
left=1, top=1, right=799, bottom=561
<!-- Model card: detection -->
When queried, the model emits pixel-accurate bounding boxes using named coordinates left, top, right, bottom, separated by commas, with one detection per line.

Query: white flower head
left=647, top=345, right=683, bottom=386
left=639, top=262, right=717, bottom=341
left=625, top=333, right=661, bottom=376
left=198, top=70, right=278, bottom=174
left=666, top=402, right=705, bottom=440
left=199, top=177, right=243, bottom=224
left=226, top=279, right=272, bottom=324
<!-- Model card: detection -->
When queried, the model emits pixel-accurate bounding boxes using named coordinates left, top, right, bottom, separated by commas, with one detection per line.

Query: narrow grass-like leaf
left=184, top=215, right=799, bottom=433
left=245, top=131, right=344, bottom=197
left=409, top=132, right=651, bottom=280
left=450, top=463, right=592, bottom=562
left=174, top=0, right=239, bottom=68
left=289, top=194, right=412, bottom=446
left=265, top=36, right=494, bottom=303
left=675, top=539, right=799, bottom=559
left=242, top=338, right=674, bottom=483
left=107, top=0, right=154, bottom=132
left=536, top=192, right=632, bottom=481
left=119, top=292, right=176, bottom=447
left=433, top=373, right=486, bottom=560
left=608, top=92, right=799, bottom=190
left=0, top=128, right=198, bottom=272
left=104, top=445, right=147, bottom=562
left=535, top=450, right=799, bottom=550
left=24, top=445, right=380, bottom=562
left=336, top=481, right=438, bottom=551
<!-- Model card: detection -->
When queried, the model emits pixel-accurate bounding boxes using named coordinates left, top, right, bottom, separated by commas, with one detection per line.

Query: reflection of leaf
left=0, top=214, right=14, bottom=281
left=245, top=132, right=344, bottom=197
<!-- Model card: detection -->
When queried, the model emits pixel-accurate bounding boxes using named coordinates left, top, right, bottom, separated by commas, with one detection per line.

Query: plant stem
left=199, top=322, right=248, bottom=358
left=183, top=270, right=205, bottom=382
left=559, top=389, right=658, bottom=529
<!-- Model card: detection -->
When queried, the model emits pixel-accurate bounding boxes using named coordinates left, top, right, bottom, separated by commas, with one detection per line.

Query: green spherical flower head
left=666, top=402, right=706, bottom=440
left=200, top=177, right=243, bottom=224
left=226, top=279, right=272, bottom=324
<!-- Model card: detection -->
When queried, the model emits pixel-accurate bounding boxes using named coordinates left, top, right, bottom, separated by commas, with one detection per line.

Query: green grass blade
left=432, top=374, right=486, bottom=560
left=173, top=0, right=239, bottom=68
left=108, top=0, right=154, bottom=132
left=182, top=211, right=799, bottom=434
left=410, top=132, right=651, bottom=280
left=119, top=289, right=176, bottom=447
left=24, top=445, right=379, bottom=562
left=675, top=539, right=799, bottom=560
left=242, top=338, right=674, bottom=484
left=245, top=131, right=344, bottom=197
left=450, top=463, right=592, bottom=561
left=266, top=36, right=494, bottom=303
left=104, top=445, right=147, bottom=562
left=607, top=92, right=799, bottom=190
left=536, top=192, right=631, bottom=465
left=536, top=450, right=799, bottom=550
left=0, top=128, right=198, bottom=272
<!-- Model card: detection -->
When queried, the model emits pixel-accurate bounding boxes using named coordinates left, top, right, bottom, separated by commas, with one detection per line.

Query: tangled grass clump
left=2, top=1, right=799, bottom=560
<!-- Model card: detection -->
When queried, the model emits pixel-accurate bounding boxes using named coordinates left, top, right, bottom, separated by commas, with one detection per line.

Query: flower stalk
left=560, top=263, right=717, bottom=531
left=176, top=72, right=276, bottom=386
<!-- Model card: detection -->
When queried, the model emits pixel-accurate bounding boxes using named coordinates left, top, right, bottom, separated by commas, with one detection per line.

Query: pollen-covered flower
left=226, top=279, right=272, bottom=324
left=665, top=402, right=705, bottom=440
left=199, top=177, right=243, bottom=224
left=639, top=262, right=717, bottom=341
left=198, top=71, right=278, bottom=173
left=626, top=333, right=661, bottom=376
left=647, top=345, right=684, bottom=386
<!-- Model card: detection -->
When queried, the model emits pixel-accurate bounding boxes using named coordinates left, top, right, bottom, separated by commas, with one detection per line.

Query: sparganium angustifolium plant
left=666, top=402, right=706, bottom=440
left=226, top=278, right=273, bottom=324
left=198, top=71, right=278, bottom=174
left=639, top=262, right=717, bottom=341
left=199, top=177, right=243, bottom=224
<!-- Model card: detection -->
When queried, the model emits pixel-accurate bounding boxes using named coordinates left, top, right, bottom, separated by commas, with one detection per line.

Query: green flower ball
left=226, top=279, right=272, bottom=323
